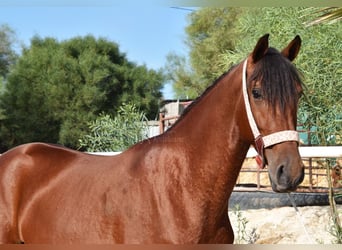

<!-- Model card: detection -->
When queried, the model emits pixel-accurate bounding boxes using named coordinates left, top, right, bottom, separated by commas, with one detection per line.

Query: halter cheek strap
left=242, top=59, right=300, bottom=169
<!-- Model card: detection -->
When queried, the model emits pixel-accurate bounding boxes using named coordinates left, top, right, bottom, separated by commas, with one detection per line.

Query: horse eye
left=252, top=89, right=262, bottom=99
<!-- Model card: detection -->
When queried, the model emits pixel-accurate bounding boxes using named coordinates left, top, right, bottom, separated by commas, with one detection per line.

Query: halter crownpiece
left=242, top=59, right=300, bottom=168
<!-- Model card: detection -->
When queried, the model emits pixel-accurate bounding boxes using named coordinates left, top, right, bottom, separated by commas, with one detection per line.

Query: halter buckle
left=255, top=136, right=266, bottom=169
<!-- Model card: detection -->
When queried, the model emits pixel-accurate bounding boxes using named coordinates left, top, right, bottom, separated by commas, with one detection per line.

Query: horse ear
left=281, top=35, right=301, bottom=61
left=252, top=34, right=269, bottom=63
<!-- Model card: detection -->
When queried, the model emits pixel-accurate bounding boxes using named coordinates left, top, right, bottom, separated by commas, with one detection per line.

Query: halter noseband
left=242, top=59, right=300, bottom=168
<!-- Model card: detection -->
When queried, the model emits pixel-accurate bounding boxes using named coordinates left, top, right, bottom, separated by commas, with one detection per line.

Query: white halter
left=242, top=59, right=299, bottom=168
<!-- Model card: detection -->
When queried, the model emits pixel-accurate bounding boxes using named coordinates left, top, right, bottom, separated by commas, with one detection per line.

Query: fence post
left=159, top=112, right=165, bottom=134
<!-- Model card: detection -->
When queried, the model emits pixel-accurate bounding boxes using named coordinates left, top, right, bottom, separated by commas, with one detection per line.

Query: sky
left=0, top=1, right=193, bottom=98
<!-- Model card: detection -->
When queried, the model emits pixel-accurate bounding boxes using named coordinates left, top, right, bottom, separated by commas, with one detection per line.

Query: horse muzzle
left=271, top=165, right=305, bottom=192
left=266, top=145, right=305, bottom=192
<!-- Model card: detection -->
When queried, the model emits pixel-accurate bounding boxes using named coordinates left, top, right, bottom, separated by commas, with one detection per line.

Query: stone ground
left=228, top=205, right=342, bottom=244
left=230, top=157, right=342, bottom=244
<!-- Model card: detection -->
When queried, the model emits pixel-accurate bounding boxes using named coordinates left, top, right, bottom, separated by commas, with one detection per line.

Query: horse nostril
left=273, top=163, right=304, bottom=192
left=277, top=164, right=285, bottom=181
left=276, top=164, right=292, bottom=187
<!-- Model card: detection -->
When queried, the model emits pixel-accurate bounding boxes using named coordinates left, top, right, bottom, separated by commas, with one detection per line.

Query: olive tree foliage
left=165, top=8, right=243, bottom=98
left=164, top=52, right=197, bottom=99
left=0, top=35, right=164, bottom=151
left=218, top=7, right=341, bottom=145
left=78, top=103, right=148, bottom=152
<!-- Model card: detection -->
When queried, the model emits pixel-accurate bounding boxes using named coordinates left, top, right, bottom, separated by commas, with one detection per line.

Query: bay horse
left=0, top=34, right=305, bottom=244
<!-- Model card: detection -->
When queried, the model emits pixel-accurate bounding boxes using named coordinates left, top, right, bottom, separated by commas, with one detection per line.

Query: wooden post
left=309, top=158, right=313, bottom=191
left=159, top=112, right=164, bottom=135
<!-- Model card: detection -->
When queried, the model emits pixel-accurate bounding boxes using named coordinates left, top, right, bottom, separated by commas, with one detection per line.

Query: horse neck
left=162, top=63, right=252, bottom=197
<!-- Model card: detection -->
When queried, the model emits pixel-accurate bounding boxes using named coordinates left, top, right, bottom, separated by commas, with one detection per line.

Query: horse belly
left=19, top=190, right=164, bottom=243
left=19, top=191, right=121, bottom=243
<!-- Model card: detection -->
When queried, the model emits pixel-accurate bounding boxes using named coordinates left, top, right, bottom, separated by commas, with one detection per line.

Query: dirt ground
left=228, top=205, right=342, bottom=244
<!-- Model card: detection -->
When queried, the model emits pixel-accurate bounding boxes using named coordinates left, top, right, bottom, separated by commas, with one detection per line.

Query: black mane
left=250, top=47, right=303, bottom=112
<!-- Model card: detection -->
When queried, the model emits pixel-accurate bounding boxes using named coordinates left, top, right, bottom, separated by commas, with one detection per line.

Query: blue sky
left=0, top=1, right=192, bottom=98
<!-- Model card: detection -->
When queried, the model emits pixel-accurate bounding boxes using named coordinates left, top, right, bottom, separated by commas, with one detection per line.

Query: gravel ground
left=228, top=205, right=342, bottom=244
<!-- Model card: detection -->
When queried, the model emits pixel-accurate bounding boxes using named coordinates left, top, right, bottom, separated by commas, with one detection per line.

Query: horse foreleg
left=207, top=214, right=234, bottom=244
left=0, top=212, right=23, bottom=244
left=0, top=225, right=23, bottom=244
left=209, top=225, right=234, bottom=244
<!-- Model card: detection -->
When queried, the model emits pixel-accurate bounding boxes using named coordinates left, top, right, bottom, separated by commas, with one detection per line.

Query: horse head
left=244, top=34, right=305, bottom=192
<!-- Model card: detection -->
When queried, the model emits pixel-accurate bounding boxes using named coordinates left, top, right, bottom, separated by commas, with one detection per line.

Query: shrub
left=79, top=103, right=148, bottom=152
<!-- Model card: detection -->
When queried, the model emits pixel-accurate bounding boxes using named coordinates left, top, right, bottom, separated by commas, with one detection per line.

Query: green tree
left=0, top=35, right=164, bottom=151
left=0, top=25, right=18, bottom=151
left=0, top=24, right=18, bottom=78
left=164, top=52, right=197, bottom=98
left=79, top=103, right=148, bottom=152
left=186, top=8, right=242, bottom=81
left=165, top=7, right=242, bottom=98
